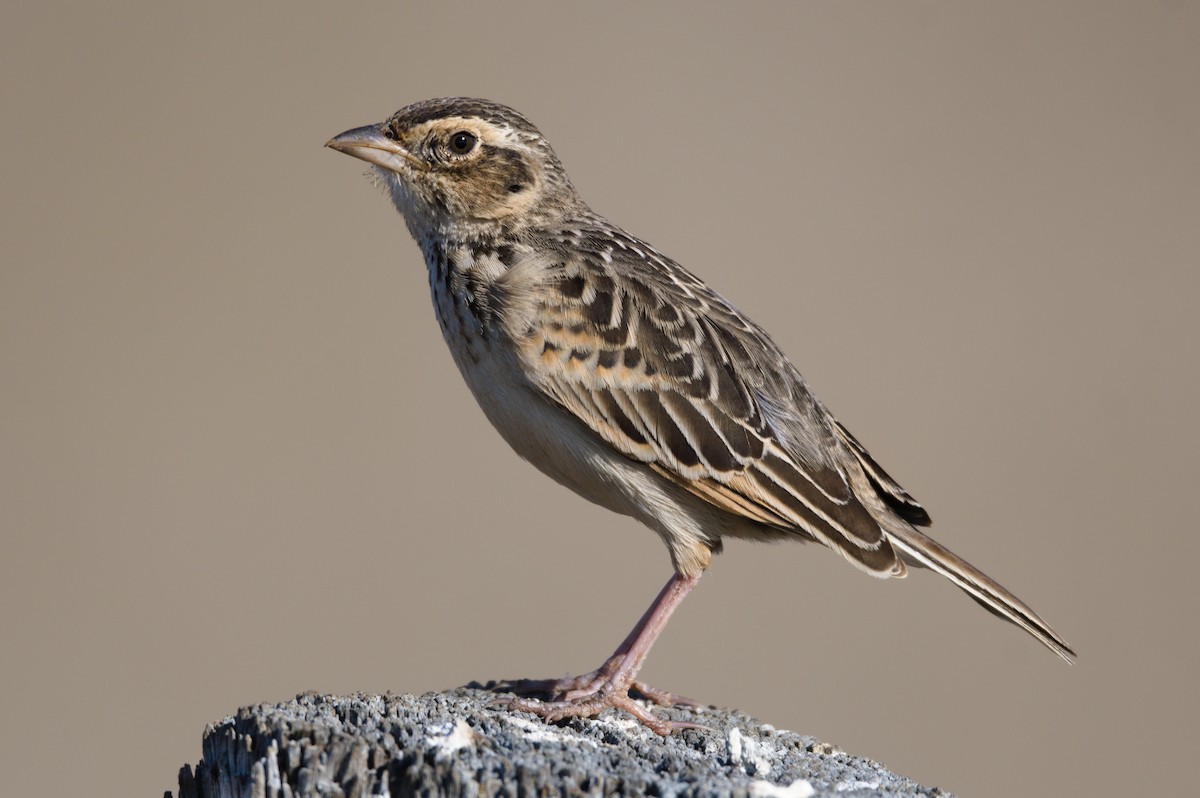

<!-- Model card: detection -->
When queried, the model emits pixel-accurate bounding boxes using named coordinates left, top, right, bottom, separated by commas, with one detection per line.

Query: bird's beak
left=325, top=124, right=425, bottom=173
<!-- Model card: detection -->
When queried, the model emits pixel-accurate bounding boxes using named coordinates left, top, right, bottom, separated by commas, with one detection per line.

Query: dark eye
left=448, top=130, right=477, bottom=155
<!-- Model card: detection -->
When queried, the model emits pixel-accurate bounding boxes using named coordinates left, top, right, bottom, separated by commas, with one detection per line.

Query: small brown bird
left=327, top=97, right=1073, bottom=734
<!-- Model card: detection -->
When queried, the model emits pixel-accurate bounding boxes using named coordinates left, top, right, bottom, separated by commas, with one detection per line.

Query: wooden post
left=170, top=689, right=949, bottom=798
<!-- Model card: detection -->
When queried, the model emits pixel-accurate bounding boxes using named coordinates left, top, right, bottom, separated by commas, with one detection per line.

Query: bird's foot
left=473, top=572, right=708, bottom=735
left=479, top=659, right=704, bottom=735
left=485, top=665, right=699, bottom=705
left=507, top=687, right=703, bottom=735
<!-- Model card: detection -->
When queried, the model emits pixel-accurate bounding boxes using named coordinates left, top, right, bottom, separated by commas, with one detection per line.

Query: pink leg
left=490, top=571, right=704, bottom=735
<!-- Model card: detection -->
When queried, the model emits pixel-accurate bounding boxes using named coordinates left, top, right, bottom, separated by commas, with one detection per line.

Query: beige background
left=2, top=3, right=1197, bottom=796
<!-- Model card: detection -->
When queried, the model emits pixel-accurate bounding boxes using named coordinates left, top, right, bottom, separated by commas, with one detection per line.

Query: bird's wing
left=502, top=225, right=911, bottom=576
left=832, top=420, right=931, bottom=526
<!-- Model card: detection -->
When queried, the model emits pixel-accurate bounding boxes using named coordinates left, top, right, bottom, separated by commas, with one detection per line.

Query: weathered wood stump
left=170, top=688, right=950, bottom=798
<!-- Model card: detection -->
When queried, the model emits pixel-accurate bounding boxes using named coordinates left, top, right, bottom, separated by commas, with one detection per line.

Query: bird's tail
left=886, top=525, right=1076, bottom=663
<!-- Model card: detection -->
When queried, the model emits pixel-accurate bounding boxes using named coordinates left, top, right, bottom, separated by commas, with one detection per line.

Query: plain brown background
left=2, top=3, right=1197, bottom=796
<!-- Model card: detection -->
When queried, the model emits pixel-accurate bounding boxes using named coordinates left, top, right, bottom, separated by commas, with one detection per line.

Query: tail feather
left=887, top=525, right=1076, bottom=663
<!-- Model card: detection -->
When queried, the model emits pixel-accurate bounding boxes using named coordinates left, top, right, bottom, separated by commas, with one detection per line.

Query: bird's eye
left=448, top=131, right=477, bottom=155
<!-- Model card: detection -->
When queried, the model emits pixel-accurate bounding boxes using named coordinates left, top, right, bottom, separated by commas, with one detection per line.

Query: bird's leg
left=503, top=574, right=700, bottom=705
left=492, top=571, right=704, bottom=735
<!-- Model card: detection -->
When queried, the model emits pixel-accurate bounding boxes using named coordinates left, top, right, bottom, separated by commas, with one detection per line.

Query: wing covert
left=505, top=223, right=904, bottom=575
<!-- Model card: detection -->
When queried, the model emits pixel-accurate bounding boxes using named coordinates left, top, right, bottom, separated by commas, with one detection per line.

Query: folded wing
left=506, top=226, right=908, bottom=577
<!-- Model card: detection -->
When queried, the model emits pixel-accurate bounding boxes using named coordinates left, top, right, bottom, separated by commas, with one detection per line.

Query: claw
left=630, top=681, right=703, bottom=708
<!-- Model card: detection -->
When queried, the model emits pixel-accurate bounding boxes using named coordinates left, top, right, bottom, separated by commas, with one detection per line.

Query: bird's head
left=327, top=97, right=584, bottom=242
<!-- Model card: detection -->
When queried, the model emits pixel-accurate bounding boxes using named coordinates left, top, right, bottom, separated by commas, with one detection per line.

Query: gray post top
left=171, top=689, right=951, bottom=798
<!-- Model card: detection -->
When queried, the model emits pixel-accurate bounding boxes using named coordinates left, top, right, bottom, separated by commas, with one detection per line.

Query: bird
left=326, top=97, right=1074, bottom=734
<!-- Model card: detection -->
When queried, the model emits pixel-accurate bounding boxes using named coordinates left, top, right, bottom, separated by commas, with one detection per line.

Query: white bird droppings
left=503, top=714, right=600, bottom=748
left=728, top=727, right=775, bottom=776
left=425, top=718, right=478, bottom=758
left=749, top=778, right=816, bottom=798
left=835, top=779, right=883, bottom=792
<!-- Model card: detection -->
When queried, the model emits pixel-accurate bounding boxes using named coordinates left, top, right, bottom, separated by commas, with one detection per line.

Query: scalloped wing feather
left=507, top=222, right=905, bottom=577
